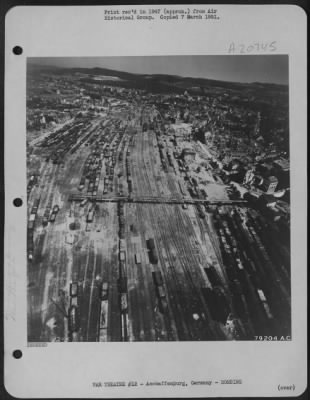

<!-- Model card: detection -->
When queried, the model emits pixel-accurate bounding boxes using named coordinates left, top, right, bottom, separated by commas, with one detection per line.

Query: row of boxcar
left=42, top=197, right=52, bottom=226
left=118, top=201, right=124, bottom=217
left=118, top=202, right=125, bottom=239
left=40, top=122, right=76, bottom=148
left=68, top=280, right=109, bottom=339
left=77, top=121, right=125, bottom=196
left=158, top=146, right=168, bottom=172
left=239, top=214, right=290, bottom=317
left=44, top=122, right=88, bottom=164
left=41, top=119, right=93, bottom=161
left=246, top=210, right=290, bottom=285
left=27, top=197, right=37, bottom=260
left=70, top=123, right=94, bottom=150
left=103, top=132, right=124, bottom=193
left=125, top=147, right=132, bottom=195
left=152, top=271, right=168, bottom=312
left=80, top=151, right=103, bottom=196
left=69, top=125, right=95, bottom=153
left=212, top=208, right=278, bottom=326
left=116, top=181, right=128, bottom=315
left=69, top=281, right=79, bottom=309
left=165, top=149, right=181, bottom=174
left=28, top=197, right=41, bottom=234
left=214, top=214, right=253, bottom=320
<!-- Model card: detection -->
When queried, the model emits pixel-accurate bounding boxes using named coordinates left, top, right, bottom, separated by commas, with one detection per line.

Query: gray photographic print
left=26, top=56, right=290, bottom=343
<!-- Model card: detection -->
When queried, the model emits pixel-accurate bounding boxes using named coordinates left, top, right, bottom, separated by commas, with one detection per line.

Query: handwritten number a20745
left=228, top=41, right=277, bottom=54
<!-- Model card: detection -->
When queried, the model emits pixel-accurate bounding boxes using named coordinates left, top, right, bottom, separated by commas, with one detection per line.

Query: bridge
left=68, top=193, right=247, bottom=206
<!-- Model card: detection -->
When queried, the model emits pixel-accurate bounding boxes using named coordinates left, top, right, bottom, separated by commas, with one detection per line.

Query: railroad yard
left=27, top=103, right=291, bottom=342
left=25, top=55, right=292, bottom=343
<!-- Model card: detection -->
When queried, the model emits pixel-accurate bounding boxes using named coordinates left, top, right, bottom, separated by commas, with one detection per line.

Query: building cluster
left=26, top=71, right=142, bottom=130
left=27, top=67, right=290, bottom=227
left=154, top=88, right=289, bottom=226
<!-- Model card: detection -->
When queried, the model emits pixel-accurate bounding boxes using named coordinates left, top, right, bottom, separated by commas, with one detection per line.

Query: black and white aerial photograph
left=27, top=55, right=290, bottom=343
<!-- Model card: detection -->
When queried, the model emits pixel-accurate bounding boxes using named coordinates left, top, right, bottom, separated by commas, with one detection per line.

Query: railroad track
left=144, top=140, right=220, bottom=339
left=143, top=144, right=199, bottom=340
left=137, top=130, right=180, bottom=340
left=147, top=204, right=187, bottom=340
left=162, top=204, right=217, bottom=340
left=130, top=126, right=169, bottom=340
left=135, top=204, right=165, bottom=340
left=142, top=128, right=217, bottom=340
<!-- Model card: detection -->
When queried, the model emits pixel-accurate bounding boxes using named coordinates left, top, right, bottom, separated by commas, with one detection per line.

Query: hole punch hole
left=12, top=349, right=22, bottom=359
left=13, top=198, right=23, bottom=207
left=12, top=46, right=23, bottom=55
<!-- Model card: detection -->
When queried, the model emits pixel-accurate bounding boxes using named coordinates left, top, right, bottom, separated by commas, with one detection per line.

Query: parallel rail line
left=68, top=193, right=247, bottom=205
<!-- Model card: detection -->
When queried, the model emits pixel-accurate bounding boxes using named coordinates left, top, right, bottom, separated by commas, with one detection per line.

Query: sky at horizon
left=28, top=55, right=289, bottom=85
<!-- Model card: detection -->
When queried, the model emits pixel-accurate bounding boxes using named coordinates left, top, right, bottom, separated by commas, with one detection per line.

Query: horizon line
left=27, top=59, right=289, bottom=87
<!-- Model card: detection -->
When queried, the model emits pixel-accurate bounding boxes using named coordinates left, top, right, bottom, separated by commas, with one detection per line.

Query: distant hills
left=27, top=63, right=288, bottom=96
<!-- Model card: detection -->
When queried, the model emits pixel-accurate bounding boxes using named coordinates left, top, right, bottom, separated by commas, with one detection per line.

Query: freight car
left=147, top=238, right=155, bottom=250
left=149, top=248, right=158, bottom=264
left=152, top=271, right=163, bottom=286
left=204, top=266, right=222, bottom=287
left=118, top=277, right=127, bottom=293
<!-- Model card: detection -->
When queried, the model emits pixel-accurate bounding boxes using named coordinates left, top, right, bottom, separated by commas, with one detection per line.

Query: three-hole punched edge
left=11, top=199, right=23, bottom=360
left=10, top=41, right=23, bottom=361
left=11, top=50, right=23, bottom=204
